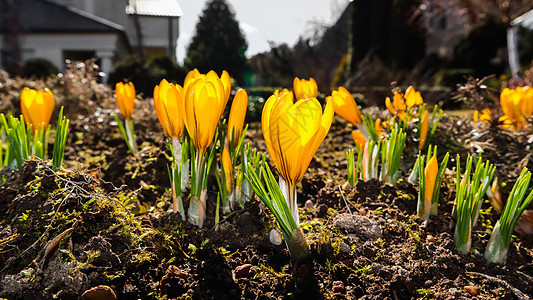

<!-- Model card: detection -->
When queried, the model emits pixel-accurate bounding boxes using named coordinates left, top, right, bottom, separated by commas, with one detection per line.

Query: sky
left=177, top=0, right=352, bottom=64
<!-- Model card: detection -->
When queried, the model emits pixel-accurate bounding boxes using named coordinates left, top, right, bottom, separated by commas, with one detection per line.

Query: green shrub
left=108, top=55, right=188, bottom=97
left=23, top=58, right=59, bottom=79
left=433, top=69, right=474, bottom=88
left=453, top=21, right=507, bottom=77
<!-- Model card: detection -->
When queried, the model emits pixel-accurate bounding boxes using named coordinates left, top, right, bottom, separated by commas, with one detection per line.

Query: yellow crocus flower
left=184, top=68, right=231, bottom=109
left=184, top=71, right=229, bottom=156
left=473, top=109, right=491, bottom=124
left=153, top=79, right=185, bottom=139
left=405, top=86, right=423, bottom=108
left=500, top=86, right=533, bottom=129
left=329, top=87, right=362, bottom=127
left=500, top=87, right=522, bottom=124
left=293, top=77, right=318, bottom=100
left=115, top=82, right=136, bottom=120
left=20, top=87, right=55, bottom=131
left=227, top=89, right=248, bottom=146
left=262, top=91, right=333, bottom=185
left=375, top=119, right=386, bottom=137
left=385, top=86, right=423, bottom=121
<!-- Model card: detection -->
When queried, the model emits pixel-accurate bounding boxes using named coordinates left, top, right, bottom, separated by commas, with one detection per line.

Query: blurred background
left=1, top=0, right=532, bottom=106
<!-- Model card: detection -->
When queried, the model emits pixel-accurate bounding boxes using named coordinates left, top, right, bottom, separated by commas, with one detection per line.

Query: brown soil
left=0, top=99, right=532, bottom=299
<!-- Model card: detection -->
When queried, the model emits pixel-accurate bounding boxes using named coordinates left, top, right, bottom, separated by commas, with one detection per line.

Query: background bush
left=108, top=55, right=188, bottom=97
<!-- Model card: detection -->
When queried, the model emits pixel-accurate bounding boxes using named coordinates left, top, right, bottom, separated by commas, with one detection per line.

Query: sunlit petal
left=227, top=89, right=248, bottom=146
left=425, top=156, right=438, bottom=202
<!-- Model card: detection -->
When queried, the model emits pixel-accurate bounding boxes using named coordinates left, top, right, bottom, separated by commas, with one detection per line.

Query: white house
left=0, top=0, right=182, bottom=82
left=512, top=8, right=533, bottom=30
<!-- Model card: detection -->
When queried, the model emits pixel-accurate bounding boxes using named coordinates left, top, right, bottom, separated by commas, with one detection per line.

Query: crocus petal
left=221, top=70, right=231, bottom=106
left=385, top=97, right=395, bottom=115
left=393, top=92, right=405, bottom=111
left=154, top=79, right=185, bottom=138
left=184, top=74, right=227, bottom=155
left=330, top=87, right=362, bottom=126
left=262, top=92, right=332, bottom=185
left=424, top=156, right=438, bottom=202
left=20, top=87, right=55, bottom=131
left=267, top=94, right=294, bottom=181
left=296, top=98, right=329, bottom=180
left=222, top=147, right=232, bottom=192
left=375, top=119, right=386, bottom=136
left=293, top=77, right=318, bottom=100
left=184, top=68, right=201, bottom=92
left=125, top=82, right=135, bottom=116
left=352, top=130, right=366, bottom=149
left=405, top=86, right=423, bottom=108
left=500, top=88, right=512, bottom=118
left=418, top=110, right=428, bottom=151
left=480, top=109, right=491, bottom=123
left=227, top=89, right=248, bottom=146
left=293, top=77, right=302, bottom=100
left=115, top=82, right=136, bottom=119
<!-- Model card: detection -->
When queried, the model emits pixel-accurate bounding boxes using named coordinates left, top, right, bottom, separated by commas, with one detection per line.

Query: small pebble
left=339, top=242, right=351, bottom=254
left=269, top=229, right=282, bottom=246
left=464, top=285, right=480, bottom=296
left=332, top=281, right=345, bottom=293
left=304, top=200, right=314, bottom=209
left=297, top=264, right=309, bottom=282
left=81, top=285, right=117, bottom=300
left=161, top=265, right=189, bottom=281
left=342, top=181, right=351, bottom=190
left=233, top=264, right=253, bottom=278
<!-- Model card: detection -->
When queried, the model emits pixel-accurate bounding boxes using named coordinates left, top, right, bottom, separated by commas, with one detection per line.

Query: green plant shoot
left=245, top=160, right=309, bottom=262
left=484, top=168, right=533, bottom=264
left=454, top=154, right=495, bottom=254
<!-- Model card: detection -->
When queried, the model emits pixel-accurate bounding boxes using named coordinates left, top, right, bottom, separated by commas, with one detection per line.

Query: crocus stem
left=171, top=137, right=183, bottom=216
left=172, top=137, right=182, bottom=163
left=125, top=118, right=137, bottom=154
left=484, top=221, right=508, bottom=263
left=188, top=152, right=207, bottom=227
left=289, top=184, right=298, bottom=227
left=171, top=165, right=185, bottom=219
left=279, top=177, right=299, bottom=228
left=454, top=220, right=472, bottom=254
left=195, top=153, right=205, bottom=193
left=188, top=188, right=207, bottom=228
left=283, top=228, right=310, bottom=262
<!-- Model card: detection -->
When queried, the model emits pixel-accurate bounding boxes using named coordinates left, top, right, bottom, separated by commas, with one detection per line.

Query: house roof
left=126, top=0, right=183, bottom=17
left=0, top=0, right=126, bottom=34
left=512, top=9, right=533, bottom=29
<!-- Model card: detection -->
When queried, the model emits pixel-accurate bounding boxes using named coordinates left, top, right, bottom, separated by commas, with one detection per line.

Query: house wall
left=51, top=0, right=180, bottom=60
left=6, top=33, right=129, bottom=82
left=424, top=0, right=471, bottom=59
left=52, top=0, right=129, bottom=29
left=127, top=15, right=179, bottom=59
